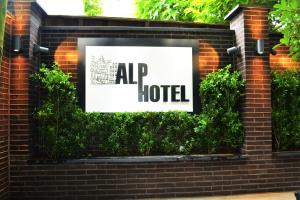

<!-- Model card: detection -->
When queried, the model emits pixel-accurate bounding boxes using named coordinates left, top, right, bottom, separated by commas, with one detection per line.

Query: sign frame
left=77, top=38, right=200, bottom=113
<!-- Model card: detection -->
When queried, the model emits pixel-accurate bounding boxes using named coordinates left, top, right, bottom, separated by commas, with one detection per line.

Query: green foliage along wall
left=33, top=63, right=245, bottom=161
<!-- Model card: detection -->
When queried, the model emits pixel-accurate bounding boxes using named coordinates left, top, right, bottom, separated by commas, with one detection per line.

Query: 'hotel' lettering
left=115, top=63, right=190, bottom=103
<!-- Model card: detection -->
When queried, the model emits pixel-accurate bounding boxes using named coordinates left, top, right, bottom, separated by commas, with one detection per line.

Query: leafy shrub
left=271, top=69, right=300, bottom=151
left=195, top=65, right=245, bottom=153
left=32, top=63, right=87, bottom=160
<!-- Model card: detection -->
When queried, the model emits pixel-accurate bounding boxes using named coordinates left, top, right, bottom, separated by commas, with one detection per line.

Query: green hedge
left=272, top=69, right=300, bottom=151
left=84, top=111, right=197, bottom=156
left=32, top=63, right=245, bottom=161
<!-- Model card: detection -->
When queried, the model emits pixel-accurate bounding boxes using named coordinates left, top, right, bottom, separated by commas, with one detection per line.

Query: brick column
left=8, top=0, right=44, bottom=164
left=225, top=5, right=272, bottom=159
left=8, top=0, right=33, bottom=165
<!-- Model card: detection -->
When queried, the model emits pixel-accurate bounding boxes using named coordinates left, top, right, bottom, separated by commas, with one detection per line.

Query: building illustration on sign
left=90, top=56, right=118, bottom=84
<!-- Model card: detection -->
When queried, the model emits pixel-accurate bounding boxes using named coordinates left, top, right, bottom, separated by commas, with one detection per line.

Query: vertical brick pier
left=225, top=5, right=272, bottom=159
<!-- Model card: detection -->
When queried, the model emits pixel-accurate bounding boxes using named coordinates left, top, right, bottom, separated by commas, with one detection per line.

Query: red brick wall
left=0, top=13, right=13, bottom=200
left=8, top=0, right=32, bottom=166
left=8, top=157, right=300, bottom=199
left=2, top=2, right=300, bottom=199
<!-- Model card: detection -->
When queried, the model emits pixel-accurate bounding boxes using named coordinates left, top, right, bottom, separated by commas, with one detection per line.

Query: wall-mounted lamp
left=227, top=46, right=241, bottom=56
left=256, top=39, right=264, bottom=55
left=33, top=44, right=49, bottom=54
left=13, top=36, right=22, bottom=52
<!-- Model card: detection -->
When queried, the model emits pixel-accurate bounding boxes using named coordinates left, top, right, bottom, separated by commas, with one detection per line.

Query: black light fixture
left=13, top=36, right=22, bottom=52
left=256, top=39, right=264, bottom=55
left=227, top=46, right=241, bottom=56
left=33, top=44, right=49, bottom=54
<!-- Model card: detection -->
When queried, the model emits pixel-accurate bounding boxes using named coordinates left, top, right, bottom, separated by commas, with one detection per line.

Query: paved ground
left=151, top=191, right=296, bottom=200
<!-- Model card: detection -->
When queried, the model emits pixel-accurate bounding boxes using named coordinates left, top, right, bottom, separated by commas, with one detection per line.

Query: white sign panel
left=85, top=46, right=193, bottom=112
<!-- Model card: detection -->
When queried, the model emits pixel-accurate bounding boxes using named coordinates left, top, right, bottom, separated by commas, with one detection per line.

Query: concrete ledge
left=273, top=151, right=300, bottom=157
left=65, top=154, right=246, bottom=164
